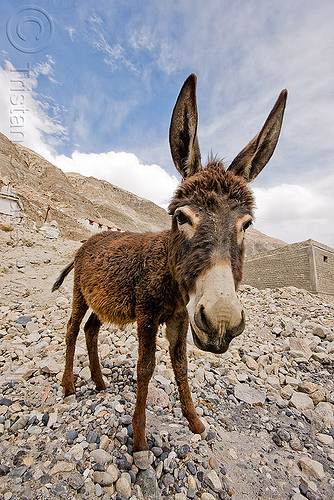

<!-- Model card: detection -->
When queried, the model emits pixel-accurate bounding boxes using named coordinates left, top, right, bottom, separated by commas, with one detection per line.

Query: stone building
left=0, top=185, right=23, bottom=219
left=243, top=239, right=334, bottom=295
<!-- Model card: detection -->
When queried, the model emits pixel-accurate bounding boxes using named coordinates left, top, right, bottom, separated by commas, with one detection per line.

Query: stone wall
left=243, top=239, right=334, bottom=295
left=312, top=241, right=334, bottom=295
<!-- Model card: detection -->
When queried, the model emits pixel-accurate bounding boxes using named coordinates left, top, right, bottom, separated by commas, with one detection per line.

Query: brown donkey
left=53, top=75, right=287, bottom=455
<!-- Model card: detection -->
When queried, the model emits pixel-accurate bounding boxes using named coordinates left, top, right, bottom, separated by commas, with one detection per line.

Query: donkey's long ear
left=227, top=89, right=288, bottom=183
left=169, top=74, right=202, bottom=179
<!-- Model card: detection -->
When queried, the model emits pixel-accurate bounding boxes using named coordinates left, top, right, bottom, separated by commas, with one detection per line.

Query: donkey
left=52, top=75, right=287, bottom=456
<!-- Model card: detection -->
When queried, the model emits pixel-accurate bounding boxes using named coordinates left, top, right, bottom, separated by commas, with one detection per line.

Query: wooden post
left=44, top=205, right=51, bottom=223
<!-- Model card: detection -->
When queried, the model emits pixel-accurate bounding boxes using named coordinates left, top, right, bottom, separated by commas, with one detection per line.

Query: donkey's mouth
left=190, top=312, right=245, bottom=354
left=190, top=325, right=230, bottom=353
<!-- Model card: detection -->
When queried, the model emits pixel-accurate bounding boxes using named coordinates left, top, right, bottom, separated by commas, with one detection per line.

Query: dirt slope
left=1, top=132, right=284, bottom=254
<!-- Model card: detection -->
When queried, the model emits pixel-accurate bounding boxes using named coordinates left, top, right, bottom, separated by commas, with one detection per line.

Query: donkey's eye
left=242, top=220, right=253, bottom=231
left=175, top=211, right=191, bottom=226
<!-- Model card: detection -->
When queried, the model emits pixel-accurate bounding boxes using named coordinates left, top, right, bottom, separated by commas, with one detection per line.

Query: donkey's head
left=168, top=74, right=287, bottom=354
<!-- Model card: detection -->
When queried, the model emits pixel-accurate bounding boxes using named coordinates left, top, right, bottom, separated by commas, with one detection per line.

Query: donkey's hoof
left=200, top=428, right=208, bottom=440
left=64, top=394, right=76, bottom=404
left=133, top=450, right=154, bottom=470
left=95, top=380, right=107, bottom=392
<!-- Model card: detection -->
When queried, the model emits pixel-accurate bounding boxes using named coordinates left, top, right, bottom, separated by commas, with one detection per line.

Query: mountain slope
left=0, top=133, right=170, bottom=239
left=0, top=132, right=285, bottom=253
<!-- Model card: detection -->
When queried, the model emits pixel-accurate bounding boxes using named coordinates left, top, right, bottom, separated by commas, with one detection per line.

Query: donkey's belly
left=84, top=284, right=137, bottom=326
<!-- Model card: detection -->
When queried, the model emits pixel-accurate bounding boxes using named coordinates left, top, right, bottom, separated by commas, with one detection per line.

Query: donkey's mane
left=169, top=160, right=254, bottom=215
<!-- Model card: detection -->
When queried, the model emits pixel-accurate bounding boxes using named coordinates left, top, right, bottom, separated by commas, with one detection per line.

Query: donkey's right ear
left=169, top=74, right=202, bottom=179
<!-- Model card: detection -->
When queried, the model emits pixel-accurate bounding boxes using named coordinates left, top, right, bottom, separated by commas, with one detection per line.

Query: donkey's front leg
left=132, top=316, right=158, bottom=452
left=166, top=312, right=205, bottom=435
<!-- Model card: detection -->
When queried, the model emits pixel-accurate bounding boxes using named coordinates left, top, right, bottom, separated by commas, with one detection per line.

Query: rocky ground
left=0, top=224, right=333, bottom=500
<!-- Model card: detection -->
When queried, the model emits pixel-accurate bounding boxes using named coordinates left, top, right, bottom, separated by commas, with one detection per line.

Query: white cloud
left=65, top=26, right=77, bottom=41
left=0, top=61, right=66, bottom=160
left=53, top=150, right=178, bottom=206
left=0, top=61, right=178, bottom=207
left=84, top=13, right=137, bottom=71
left=252, top=184, right=334, bottom=246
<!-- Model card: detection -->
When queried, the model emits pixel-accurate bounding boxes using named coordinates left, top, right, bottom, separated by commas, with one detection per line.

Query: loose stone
left=68, top=472, right=85, bottom=491
left=298, top=456, right=325, bottom=480
left=186, top=461, right=197, bottom=475
left=116, top=476, right=132, bottom=499
left=204, top=470, right=222, bottom=492
left=90, top=449, right=113, bottom=464
left=177, top=444, right=190, bottom=459
left=66, top=429, right=78, bottom=444
left=92, top=471, right=115, bottom=486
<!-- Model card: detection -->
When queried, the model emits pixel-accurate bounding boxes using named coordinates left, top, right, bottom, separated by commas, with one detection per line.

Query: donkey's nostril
left=194, top=305, right=211, bottom=334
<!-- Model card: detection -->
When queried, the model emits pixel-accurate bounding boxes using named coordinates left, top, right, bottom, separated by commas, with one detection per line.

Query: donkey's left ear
left=169, top=74, right=202, bottom=179
left=227, top=89, right=288, bottom=183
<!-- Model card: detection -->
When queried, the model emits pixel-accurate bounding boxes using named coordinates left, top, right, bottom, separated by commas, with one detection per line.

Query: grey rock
left=161, top=472, right=174, bottom=486
left=52, top=481, right=68, bottom=496
left=234, top=383, right=266, bottom=405
left=205, top=430, right=216, bottom=442
left=177, top=444, right=190, bottom=459
left=116, top=427, right=128, bottom=444
left=116, top=476, right=132, bottom=499
left=178, top=468, right=186, bottom=481
left=186, top=461, right=197, bottom=475
left=151, top=446, right=163, bottom=457
left=92, top=471, right=115, bottom=486
left=276, top=428, right=291, bottom=442
left=90, top=449, right=113, bottom=464
left=119, top=414, right=132, bottom=426
left=9, top=465, right=27, bottom=477
left=0, top=398, right=13, bottom=406
left=95, top=483, right=104, bottom=496
left=137, top=467, right=161, bottom=500
left=86, top=430, right=100, bottom=444
left=68, top=472, right=85, bottom=491
left=10, top=415, right=30, bottom=431
left=164, top=451, right=177, bottom=473
left=187, top=486, right=196, bottom=498
left=15, top=316, right=32, bottom=327
left=205, top=470, right=222, bottom=492
left=117, top=457, right=132, bottom=471
left=66, top=429, right=78, bottom=444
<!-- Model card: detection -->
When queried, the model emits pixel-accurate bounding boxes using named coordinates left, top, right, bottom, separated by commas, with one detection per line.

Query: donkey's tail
left=52, top=261, right=74, bottom=292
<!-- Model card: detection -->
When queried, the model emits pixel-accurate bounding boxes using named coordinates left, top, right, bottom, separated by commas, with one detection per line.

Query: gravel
left=0, top=227, right=333, bottom=499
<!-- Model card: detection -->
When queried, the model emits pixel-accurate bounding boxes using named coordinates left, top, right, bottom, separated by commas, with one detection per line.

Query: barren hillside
left=0, top=132, right=285, bottom=254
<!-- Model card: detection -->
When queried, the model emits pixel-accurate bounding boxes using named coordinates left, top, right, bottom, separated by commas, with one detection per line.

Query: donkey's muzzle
left=186, top=262, right=245, bottom=354
left=190, top=310, right=245, bottom=353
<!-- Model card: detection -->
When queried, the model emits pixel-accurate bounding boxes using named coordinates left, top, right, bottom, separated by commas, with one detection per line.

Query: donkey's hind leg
left=84, top=312, right=106, bottom=391
left=62, top=289, right=88, bottom=396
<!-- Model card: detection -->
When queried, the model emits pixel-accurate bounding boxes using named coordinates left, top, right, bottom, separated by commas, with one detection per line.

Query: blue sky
left=0, top=0, right=333, bottom=246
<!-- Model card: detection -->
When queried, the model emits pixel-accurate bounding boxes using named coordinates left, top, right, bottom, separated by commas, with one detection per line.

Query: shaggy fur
left=52, top=75, right=287, bottom=452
